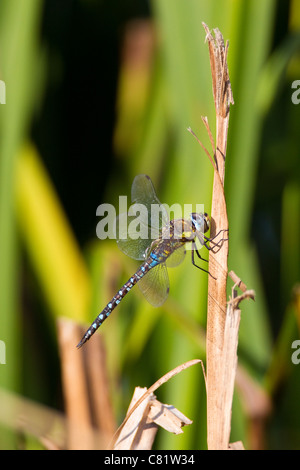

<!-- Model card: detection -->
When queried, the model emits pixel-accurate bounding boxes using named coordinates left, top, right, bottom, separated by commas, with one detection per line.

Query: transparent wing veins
left=138, top=263, right=169, bottom=307
left=115, top=175, right=169, bottom=260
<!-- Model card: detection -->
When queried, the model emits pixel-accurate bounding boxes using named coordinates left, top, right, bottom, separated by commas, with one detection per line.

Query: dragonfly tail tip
left=76, top=338, right=85, bottom=349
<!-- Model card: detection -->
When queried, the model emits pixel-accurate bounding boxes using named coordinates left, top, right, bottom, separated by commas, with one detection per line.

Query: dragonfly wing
left=166, top=245, right=186, bottom=268
left=138, top=262, right=170, bottom=307
left=131, top=175, right=169, bottom=231
left=115, top=212, right=150, bottom=260
left=115, top=175, right=169, bottom=260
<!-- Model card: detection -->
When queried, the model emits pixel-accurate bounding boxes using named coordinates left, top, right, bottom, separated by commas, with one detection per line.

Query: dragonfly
left=77, top=174, right=226, bottom=348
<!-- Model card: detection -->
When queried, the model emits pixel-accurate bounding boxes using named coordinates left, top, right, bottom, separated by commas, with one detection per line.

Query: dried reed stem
left=202, top=23, right=234, bottom=450
left=57, top=318, right=115, bottom=449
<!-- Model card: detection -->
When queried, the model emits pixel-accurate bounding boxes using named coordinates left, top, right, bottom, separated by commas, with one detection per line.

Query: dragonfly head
left=190, top=212, right=210, bottom=235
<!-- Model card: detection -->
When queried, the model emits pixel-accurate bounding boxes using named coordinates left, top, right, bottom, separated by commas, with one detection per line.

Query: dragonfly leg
left=204, top=229, right=229, bottom=253
left=204, top=228, right=229, bottom=244
left=208, top=228, right=229, bottom=241
left=193, top=242, right=208, bottom=262
left=191, top=242, right=216, bottom=280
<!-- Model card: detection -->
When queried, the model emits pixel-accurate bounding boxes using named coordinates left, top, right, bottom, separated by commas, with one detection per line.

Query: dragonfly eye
left=203, top=212, right=210, bottom=233
left=191, top=212, right=210, bottom=234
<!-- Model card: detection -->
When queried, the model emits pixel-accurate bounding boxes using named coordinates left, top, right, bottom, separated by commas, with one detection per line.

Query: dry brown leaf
left=113, top=388, right=193, bottom=450
left=149, top=400, right=193, bottom=434
left=113, top=387, right=157, bottom=450
left=111, top=359, right=202, bottom=449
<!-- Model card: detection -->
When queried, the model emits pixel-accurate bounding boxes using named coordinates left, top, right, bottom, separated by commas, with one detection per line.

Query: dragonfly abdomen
left=77, top=256, right=158, bottom=348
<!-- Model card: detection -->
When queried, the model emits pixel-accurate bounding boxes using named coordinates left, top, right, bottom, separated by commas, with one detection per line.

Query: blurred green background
left=0, top=0, right=300, bottom=450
